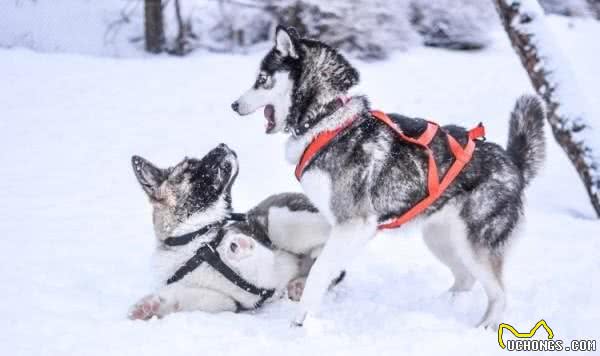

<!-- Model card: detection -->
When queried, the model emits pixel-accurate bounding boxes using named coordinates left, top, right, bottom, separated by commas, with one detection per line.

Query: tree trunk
left=493, top=0, right=600, bottom=217
left=144, top=0, right=164, bottom=53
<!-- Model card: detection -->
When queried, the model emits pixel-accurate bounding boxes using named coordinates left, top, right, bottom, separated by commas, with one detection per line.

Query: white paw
left=287, top=277, right=307, bottom=302
left=225, top=234, right=255, bottom=262
left=291, top=311, right=308, bottom=328
left=477, top=317, right=500, bottom=331
left=297, top=315, right=335, bottom=335
left=128, top=295, right=166, bottom=320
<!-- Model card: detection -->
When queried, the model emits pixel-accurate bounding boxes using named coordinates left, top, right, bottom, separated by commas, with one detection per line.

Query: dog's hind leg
left=422, top=216, right=476, bottom=294
left=471, top=250, right=506, bottom=330
left=432, top=229, right=506, bottom=330
left=292, top=217, right=376, bottom=326
left=423, top=203, right=507, bottom=330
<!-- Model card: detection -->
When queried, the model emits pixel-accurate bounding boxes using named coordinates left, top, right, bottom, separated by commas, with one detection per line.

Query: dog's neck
left=288, top=89, right=343, bottom=135
left=166, top=196, right=231, bottom=238
left=285, top=95, right=369, bottom=165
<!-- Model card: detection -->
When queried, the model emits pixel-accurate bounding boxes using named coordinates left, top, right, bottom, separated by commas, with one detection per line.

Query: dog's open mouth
left=264, top=104, right=276, bottom=133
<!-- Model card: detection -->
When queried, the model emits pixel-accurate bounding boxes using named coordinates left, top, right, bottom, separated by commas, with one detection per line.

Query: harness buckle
left=207, top=243, right=216, bottom=253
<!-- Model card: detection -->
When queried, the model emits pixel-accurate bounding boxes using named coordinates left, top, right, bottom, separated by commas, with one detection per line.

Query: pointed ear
left=168, top=157, right=189, bottom=181
left=131, top=155, right=167, bottom=199
left=275, top=25, right=299, bottom=59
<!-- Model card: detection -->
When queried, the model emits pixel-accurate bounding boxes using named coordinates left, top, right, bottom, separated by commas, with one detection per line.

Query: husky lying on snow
left=231, top=26, right=546, bottom=329
left=129, top=144, right=333, bottom=319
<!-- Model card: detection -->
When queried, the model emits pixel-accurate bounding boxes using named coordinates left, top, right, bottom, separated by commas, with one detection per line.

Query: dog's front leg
left=129, top=284, right=237, bottom=320
left=292, top=217, right=376, bottom=326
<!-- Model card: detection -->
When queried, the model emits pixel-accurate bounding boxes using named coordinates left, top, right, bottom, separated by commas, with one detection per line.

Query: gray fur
left=507, top=95, right=546, bottom=185
left=245, top=193, right=318, bottom=243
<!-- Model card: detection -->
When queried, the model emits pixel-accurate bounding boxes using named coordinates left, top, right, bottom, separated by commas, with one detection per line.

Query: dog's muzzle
left=231, top=101, right=240, bottom=113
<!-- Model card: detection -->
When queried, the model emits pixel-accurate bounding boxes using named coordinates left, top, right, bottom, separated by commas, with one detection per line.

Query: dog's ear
left=341, top=65, right=360, bottom=91
left=131, top=155, right=168, bottom=199
left=287, top=27, right=300, bottom=39
left=168, top=157, right=189, bottom=182
left=275, top=25, right=299, bottom=59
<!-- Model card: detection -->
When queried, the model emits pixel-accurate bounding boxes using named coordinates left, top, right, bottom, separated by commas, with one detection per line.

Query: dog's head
left=231, top=25, right=359, bottom=136
left=131, top=144, right=239, bottom=240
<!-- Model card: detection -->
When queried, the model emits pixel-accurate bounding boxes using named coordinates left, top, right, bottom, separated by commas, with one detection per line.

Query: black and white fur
left=231, top=26, right=546, bottom=329
left=129, top=144, right=331, bottom=319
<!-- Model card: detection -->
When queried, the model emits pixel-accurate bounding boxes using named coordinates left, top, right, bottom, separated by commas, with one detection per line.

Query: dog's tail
left=506, top=95, right=546, bottom=186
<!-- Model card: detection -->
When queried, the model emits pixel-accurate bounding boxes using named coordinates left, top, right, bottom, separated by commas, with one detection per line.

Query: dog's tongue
left=264, top=105, right=275, bottom=133
left=264, top=105, right=274, bottom=120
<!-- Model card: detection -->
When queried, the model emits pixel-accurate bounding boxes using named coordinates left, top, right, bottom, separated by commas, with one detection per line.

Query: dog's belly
left=300, top=169, right=336, bottom=225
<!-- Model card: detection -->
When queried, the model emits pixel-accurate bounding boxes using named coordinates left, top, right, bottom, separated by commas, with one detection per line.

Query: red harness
left=295, top=110, right=486, bottom=230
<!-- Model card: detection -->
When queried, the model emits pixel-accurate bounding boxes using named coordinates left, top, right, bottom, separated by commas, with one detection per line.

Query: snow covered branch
left=493, top=0, right=600, bottom=217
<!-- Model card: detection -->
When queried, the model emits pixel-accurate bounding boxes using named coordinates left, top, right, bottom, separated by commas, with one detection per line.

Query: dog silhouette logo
left=498, top=320, right=554, bottom=349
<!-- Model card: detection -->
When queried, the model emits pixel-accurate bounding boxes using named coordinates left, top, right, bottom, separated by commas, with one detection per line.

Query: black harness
left=164, top=214, right=275, bottom=311
left=162, top=213, right=246, bottom=247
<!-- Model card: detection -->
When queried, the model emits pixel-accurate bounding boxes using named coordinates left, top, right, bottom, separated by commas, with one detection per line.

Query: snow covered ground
left=1, top=17, right=599, bottom=356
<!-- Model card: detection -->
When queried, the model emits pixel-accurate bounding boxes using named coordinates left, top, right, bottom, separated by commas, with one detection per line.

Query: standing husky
left=231, top=26, right=546, bottom=329
left=129, top=144, right=331, bottom=319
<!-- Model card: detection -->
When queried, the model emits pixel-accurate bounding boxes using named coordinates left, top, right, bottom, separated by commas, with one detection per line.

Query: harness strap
left=373, top=111, right=484, bottom=229
left=163, top=213, right=248, bottom=247
left=199, top=244, right=275, bottom=309
left=163, top=222, right=223, bottom=247
left=370, top=110, right=441, bottom=196
left=166, top=229, right=225, bottom=284
left=295, top=110, right=485, bottom=231
left=228, top=213, right=248, bottom=222
left=295, top=119, right=355, bottom=180
left=166, top=229, right=275, bottom=309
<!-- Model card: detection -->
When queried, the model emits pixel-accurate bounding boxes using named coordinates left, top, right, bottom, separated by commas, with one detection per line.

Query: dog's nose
left=231, top=101, right=239, bottom=112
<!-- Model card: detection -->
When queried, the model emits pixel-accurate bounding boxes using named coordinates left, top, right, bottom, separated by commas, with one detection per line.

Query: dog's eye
left=257, top=74, right=268, bottom=85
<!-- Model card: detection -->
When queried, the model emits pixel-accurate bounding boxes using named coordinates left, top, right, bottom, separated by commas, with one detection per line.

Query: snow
left=1, top=16, right=600, bottom=356
left=507, top=0, right=600, bottom=204
left=0, top=0, right=141, bottom=57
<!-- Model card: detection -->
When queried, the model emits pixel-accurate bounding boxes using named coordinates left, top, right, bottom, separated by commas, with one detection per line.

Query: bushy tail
left=507, top=95, right=546, bottom=186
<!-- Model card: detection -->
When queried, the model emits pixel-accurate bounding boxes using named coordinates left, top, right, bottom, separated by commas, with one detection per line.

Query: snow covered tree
left=178, top=0, right=272, bottom=52
left=128, top=0, right=502, bottom=57
left=494, top=0, right=600, bottom=217
left=144, top=0, right=164, bottom=53
left=270, top=0, right=418, bottom=60
left=538, top=0, right=593, bottom=17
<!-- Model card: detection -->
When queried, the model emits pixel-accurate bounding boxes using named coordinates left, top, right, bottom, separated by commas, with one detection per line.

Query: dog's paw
left=291, top=311, right=308, bottom=328
left=287, top=277, right=307, bottom=302
left=476, top=316, right=500, bottom=332
left=128, top=295, right=164, bottom=320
